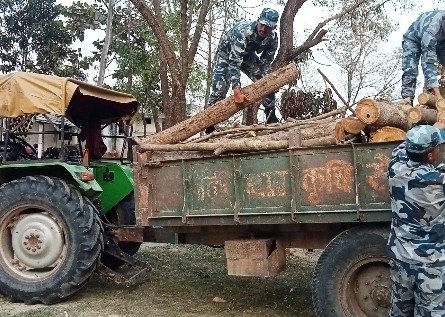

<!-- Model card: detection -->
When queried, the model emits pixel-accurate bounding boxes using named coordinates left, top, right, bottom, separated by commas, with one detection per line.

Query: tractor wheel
left=0, top=176, right=103, bottom=304
left=102, top=193, right=142, bottom=269
left=312, top=225, right=391, bottom=317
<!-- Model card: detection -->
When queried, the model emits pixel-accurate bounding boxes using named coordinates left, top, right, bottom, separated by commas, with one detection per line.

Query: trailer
left=127, top=129, right=400, bottom=317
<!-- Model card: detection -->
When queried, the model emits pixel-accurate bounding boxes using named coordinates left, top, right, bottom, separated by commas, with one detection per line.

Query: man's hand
left=433, top=120, right=445, bottom=130
left=432, top=87, right=443, bottom=99
left=233, top=87, right=248, bottom=105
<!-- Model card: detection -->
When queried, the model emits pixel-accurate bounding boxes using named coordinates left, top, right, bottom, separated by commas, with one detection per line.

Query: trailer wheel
left=312, top=226, right=391, bottom=317
left=0, top=176, right=103, bottom=304
left=102, top=193, right=142, bottom=269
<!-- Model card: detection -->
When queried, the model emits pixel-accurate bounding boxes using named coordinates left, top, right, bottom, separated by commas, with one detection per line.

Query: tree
left=0, top=0, right=89, bottom=79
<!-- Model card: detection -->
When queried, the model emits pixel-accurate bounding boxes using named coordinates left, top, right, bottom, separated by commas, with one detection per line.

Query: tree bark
left=369, top=126, right=406, bottom=142
left=355, top=99, right=410, bottom=130
left=138, top=63, right=299, bottom=145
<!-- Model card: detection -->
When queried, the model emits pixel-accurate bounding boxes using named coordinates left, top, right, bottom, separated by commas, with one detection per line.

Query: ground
left=0, top=244, right=320, bottom=317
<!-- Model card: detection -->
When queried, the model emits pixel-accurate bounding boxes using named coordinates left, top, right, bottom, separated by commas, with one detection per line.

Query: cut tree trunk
left=369, top=126, right=406, bottom=142
left=437, top=111, right=445, bottom=122
left=418, top=92, right=439, bottom=108
left=355, top=99, right=410, bottom=130
left=138, top=63, right=299, bottom=145
left=436, top=98, right=445, bottom=112
left=334, top=117, right=365, bottom=143
left=407, top=107, right=437, bottom=125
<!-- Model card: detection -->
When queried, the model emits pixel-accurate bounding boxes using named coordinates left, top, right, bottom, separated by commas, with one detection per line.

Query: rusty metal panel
left=356, top=145, right=393, bottom=210
left=186, top=159, right=235, bottom=214
left=294, top=149, right=356, bottom=208
left=150, top=164, right=184, bottom=216
left=237, top=153, right=291, bottom=213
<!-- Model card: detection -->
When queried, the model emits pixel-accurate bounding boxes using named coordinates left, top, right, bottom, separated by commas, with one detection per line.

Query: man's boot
left=265, top=107, right=279, bottom=124
left=205, top=126, right=216, bottom=134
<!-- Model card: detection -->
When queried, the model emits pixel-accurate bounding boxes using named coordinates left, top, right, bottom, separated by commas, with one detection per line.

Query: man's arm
left=259, top=34, right=278, bottom=74
left=228, top=31, right=247, bottom=89
left=421, top=31, right=441, bottom=97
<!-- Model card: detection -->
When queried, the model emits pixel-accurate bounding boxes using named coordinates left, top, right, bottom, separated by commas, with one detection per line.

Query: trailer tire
left=0, top=176, right=103, bottom=304
left=312, top=225, right=391, bottom=317
left=102, top=193, right=142, bottom=269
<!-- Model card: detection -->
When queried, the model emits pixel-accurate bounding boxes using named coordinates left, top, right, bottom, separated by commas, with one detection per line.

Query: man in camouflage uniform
left=402, top=11, right=445, bottom=104
left=205, top=8, right=280, bottom=134
left=387, top=123, right=445, bottom=316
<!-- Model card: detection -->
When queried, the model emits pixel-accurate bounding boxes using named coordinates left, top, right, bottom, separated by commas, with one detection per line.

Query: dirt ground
left=0, top=244, right=320, bottom=317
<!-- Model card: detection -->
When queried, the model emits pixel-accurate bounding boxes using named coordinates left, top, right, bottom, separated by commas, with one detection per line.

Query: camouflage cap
left=405, top=125, right=445, bottom=153
left=259, top=8, right=279, bottom=27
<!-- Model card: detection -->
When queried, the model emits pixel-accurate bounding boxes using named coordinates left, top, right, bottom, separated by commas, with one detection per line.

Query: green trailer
left=130, top=134, right=401, bottom=317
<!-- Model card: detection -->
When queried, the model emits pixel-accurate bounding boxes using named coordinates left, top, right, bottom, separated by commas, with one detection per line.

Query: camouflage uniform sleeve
left=260, top=34, right=278, bottom=75
left=228, top=30, right=247, bottom=89
left=421, top=31, right=441, bottom=90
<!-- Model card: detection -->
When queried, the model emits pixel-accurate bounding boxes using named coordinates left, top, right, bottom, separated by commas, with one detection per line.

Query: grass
left=0, top=244, right=317, bottom=317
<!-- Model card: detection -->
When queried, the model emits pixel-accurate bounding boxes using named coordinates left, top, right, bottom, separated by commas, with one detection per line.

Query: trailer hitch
left=96, top=237, right=152, bottom=287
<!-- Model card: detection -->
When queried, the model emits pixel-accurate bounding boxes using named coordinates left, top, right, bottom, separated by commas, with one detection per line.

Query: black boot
left=205, top=126, right=216, bottom=134
left=265, top=108, right=279, bottom=124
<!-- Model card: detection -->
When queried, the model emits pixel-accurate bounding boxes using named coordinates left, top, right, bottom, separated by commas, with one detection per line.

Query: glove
left=233, top=87, right=248, bottom=105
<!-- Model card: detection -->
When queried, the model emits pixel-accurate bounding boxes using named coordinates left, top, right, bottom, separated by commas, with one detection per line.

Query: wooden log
left=369, top=126, right=406, bottom=143
left=436, top=98, right=445, bottom=112
left=355, top=99, right=410, bottom=130
left=138, top=63, right=299, bottom=145
left=407, top=107, right=437, bottom=125
left=437, top=111, right=445, bottom=122
left=334, top=117, right=365, bottom=143
left=418, top=92, right=438, bottom=108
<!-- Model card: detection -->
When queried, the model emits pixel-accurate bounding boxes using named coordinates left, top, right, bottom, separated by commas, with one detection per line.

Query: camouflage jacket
left=403, top=10, right=445, bottom=89
left=216, top=21, right=278, bottom=89
left=387, top=142, right=445, bottom=266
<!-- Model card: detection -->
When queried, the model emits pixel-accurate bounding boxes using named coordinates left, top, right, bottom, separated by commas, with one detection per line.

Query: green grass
left=0, top=244, right=317, bottom=317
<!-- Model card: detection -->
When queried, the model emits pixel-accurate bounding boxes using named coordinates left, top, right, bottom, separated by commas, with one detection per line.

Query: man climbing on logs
left=205, top=7, right=280, bottom=134
left=401, top=11, right=445, bottom=105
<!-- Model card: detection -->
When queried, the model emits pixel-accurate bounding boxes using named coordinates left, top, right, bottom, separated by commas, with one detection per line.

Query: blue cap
left=405, top=125, right=445, bottom=153
left=259, top=8, right=279, bottom=27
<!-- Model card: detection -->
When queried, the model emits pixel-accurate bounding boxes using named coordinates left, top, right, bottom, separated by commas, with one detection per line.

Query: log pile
left=134, top=66, right=444, bottom=156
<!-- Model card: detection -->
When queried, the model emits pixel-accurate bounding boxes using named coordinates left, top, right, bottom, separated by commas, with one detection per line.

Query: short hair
left=406, top=147, right=435, bottom=162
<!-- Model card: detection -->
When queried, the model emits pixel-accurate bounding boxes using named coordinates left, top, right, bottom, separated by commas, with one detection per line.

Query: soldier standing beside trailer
left=205, top=8, right=280, bottom=134
left=387, top=123, right=445, bottom=316
left=401, top=11, right=445, bottom=105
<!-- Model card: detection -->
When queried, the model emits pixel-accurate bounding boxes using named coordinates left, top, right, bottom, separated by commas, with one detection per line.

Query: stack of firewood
left=406, top=93, right=445, bottom=125
left=134, top=62, right=441, bottom=156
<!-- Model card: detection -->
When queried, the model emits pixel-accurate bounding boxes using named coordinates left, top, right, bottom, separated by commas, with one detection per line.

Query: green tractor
left=0, top=72, right=146, bottom=304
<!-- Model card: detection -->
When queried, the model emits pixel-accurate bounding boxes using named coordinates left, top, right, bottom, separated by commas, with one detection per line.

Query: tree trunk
left=369, top=126, right=406, bottom=142
left=138, top=63, right=299, bottom=145
left=355, top=99, right=410, bottom=130
left=407, top=106, right=437, bottom=125
left=334, top=117, right=365, bottom=143
left=418, top=92, right=438, bottom=108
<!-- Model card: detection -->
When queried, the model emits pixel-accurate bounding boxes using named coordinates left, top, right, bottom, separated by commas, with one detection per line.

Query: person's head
left=257, top=8, right=279, bottom=38
left=405, top=125, right=445, bottom=163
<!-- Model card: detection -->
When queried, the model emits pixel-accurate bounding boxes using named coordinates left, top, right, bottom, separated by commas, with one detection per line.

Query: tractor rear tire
left=0, top=176, right=103, bottom=304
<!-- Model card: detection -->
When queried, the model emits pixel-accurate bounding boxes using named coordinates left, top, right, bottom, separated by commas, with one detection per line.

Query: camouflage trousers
left=207, top=52, right=275, bottom=110
left=401, top=37, right=445, bottom=99
left=389, top=258, right=445, bottom=317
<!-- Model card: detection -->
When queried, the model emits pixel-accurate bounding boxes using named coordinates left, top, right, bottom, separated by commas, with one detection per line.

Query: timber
left=138, top=63, right=299, bottom=145
left=407, top=107, right=437, bottom=125
left=355, top=99, right=410, bottom=130
left=418, top=92, right=438, bottom=108
left=369, top=126, right=406, bottom=143
left=436, top=98, right=445, bottom=112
